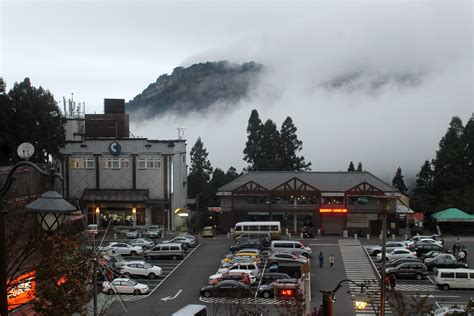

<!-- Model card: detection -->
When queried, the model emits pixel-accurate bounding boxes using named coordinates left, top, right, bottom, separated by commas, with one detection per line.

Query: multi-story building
left=58, top=98, right=187, bottom=230
left=217, top=171, right=401, bottom=235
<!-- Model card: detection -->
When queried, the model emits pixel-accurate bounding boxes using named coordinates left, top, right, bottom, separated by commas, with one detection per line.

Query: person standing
left=329, top=254, right=335, bottom=269
left=318, top=251, right=324, bottom=268
left=390, top=273, right=396, bottom=290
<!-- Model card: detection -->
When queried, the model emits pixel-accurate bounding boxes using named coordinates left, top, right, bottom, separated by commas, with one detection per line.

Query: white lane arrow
left=161, top=289, right=183, bottom=301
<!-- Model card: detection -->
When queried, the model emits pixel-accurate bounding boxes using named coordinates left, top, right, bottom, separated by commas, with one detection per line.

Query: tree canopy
left=392, top=167, right=408, bottom=194
left=347, top=161, right=355, bottom=171
left=0, top=78, right=65, bottom=165
left=243, top=109, right=311, bottom=171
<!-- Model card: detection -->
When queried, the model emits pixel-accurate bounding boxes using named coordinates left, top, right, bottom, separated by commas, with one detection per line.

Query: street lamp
left=321, top=279, right=370, bottom=316
left=0, top=160, right=76, bottom=315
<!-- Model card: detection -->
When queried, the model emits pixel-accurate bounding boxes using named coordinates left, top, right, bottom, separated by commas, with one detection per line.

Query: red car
left=208, top=272, right=251, bottom=285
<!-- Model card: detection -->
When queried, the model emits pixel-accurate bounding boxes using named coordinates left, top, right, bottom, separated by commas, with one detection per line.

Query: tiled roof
left=218, top=171, right=397, bottom=193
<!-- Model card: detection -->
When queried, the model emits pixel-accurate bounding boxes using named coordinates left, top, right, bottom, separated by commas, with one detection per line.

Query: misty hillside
left=126, top=61, right=263, bottom=120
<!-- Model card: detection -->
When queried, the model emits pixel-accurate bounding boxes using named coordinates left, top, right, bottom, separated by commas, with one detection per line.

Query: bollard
left=354, top=234, right=358, bottom=240
left=392, top=234, right=395, bottom=240
left=286, top=228, right=289, bottom=236
left=379, top=234, right=382, bottom=240
left=405, top=234, right=408, bottom=240
left=317, top=229, right=321, bottom=236
left=289, top=233, right=292, bottom=239
left=114, top=233, right=117, bottom=239
left=367, top=234, right=370, bottom=240
left=300, top=233, right=304, bottom=239
left=227, top=232, right=230, bottom=238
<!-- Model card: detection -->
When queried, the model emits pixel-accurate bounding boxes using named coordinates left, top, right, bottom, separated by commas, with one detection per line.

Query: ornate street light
left=321, top=279, right=371, bottom=316
left=26, top=190, right=77, bottom=233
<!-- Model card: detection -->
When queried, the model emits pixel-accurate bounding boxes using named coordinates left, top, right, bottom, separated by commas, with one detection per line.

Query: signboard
left=108, top=142, right=121, bottom=156
left=8, top=271, right=36, bottom=311
left=347, top=215, right=369, bottom=228
left=319, top=208, right=347, bottom=213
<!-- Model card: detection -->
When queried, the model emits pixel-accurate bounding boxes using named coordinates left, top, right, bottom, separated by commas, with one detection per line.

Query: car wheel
left=442, top=284, right=449, bottom=291
left=145, top=255, right=151, bottom=260
left=172, top=255, right=178, bottom=260
left=133, top=289, right=141, bottom=295
left=373, top=250, right=380, bottom=256
left=302, top=253, right=309, bottom=258
left=124, top=272, right=131, bottom=278
left=416, top=273, right=423, bottom=280
left=262, top=291, right=271, bottom=299
left=203, top=291, right=211, bottom=298
left=130, top=251, right=137, bottom=256
left=108, top=289, right=114, bottom=295
left=148, top=273, right=156, bottom=279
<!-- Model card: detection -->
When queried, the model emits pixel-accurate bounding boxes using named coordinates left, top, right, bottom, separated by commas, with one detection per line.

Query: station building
left=217, top=171, right=401, bottom=235
left=58, top=98, right=188, bottom=230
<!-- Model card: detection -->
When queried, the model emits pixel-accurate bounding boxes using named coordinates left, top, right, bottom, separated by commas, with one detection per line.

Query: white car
left=87, top=224, right=99, bottom=236
left=120, top=261, right=162, bottom=279
left=407, top=238, right=443, bottom=250
left=129, top=238, right=155, bottom=249
left=101, top=242, right=144, bottom=256
left=145, top=225, right=163, bottom=238
left=376, top=248, right=416, bottom=262
left=126, top=228, right=139, bottom=239
left=163, top=236, right=197, bottom=248
left=365, top=242, right=407, bottom=256
left=404, top=236, right=442, bottom=247
left=209, top=270, right=257, bottom=284
left=432, top=306, right=466, bottom=316
left=216, top=262, right=260, bottom=278
left=102, top=278, right=149, bottom=295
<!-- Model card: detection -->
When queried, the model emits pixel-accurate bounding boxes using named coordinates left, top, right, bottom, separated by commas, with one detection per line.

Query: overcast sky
left=1, top=0, right=473, bottom=184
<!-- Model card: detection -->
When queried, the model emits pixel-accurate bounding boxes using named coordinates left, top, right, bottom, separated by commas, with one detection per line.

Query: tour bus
left=233, top=221, right=281, bottom=239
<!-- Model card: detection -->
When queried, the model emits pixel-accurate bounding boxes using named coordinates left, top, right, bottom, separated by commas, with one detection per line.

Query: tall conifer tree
left=188, top=137, right=213, bottom=210
left=280, top=116, right=311, bottom=171
left=243, top=109, right=264, bottom=170
left=357, top=162, right=363, bottom=171
left=392, top=167, right=408, bottom=194
left=348, top=161, right=355, bottom=171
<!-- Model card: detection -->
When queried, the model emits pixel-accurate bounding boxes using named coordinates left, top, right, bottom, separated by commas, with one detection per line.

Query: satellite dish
left=17, top=142, right=35, bottom=160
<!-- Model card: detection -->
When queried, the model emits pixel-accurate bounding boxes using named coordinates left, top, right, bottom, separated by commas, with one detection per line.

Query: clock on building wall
left=109, top=142, right=122, bottom=156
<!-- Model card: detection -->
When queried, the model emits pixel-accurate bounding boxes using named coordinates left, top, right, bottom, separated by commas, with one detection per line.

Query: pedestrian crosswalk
left=199, top=296, right=295, bottom=305
left=339, top=239, right=392, bottom=316
left=395, top=283, right=439, bottom=292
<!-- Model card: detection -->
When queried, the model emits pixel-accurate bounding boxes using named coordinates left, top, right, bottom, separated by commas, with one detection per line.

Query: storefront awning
left=432, top=208, right=474, bottom=222
left=82, top=189, right=149, bottom=203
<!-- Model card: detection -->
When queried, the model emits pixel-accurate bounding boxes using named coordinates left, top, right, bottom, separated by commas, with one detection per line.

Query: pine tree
left=392, top=167, right=408, bottom=194
left=243, top=109, right=264, bottom=171
left=348, top=161, right=355, bottom=171
left=279, top=117, right=311, bottom=171
left=432, top=116, right=466, bottom=192
left=188, top=137, right=213, bottom=208
left=260, top=119, right=282, bottom=170
left=357, top=162, right=363, bottom=171
left=411, top=160, right=437, bottom=212
left=463, top=116, right=474, bottom=182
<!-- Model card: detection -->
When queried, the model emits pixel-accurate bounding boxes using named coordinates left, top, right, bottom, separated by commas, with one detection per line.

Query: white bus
left=233, top=221, right=281, bottom=239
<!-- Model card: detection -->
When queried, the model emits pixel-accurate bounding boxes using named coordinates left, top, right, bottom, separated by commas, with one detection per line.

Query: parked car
left=209, top=270, right=257, bottom=285
left=270, top=240, right=312, bottom=258
left=424, top=253, right=457, bottom=265
left=268, top=262, right=303, bottom=279
left=221, top=253, right=260, bottom=265
left=420, top=250, right=448, bottom=261
left=259, top=272, right=291, bottom=284
left=425, top=258, right=468, bottom=271
left=144, top=243, right=185, bottom=260
left=126, top=228, right=139, bottom=239
left=386, top=257, right=422, bottom=268
left=208, top=272, right=251, bottom=285
left=102, top=278, right=149, bottom=295
left=431, top=306, right=466, bottom=316
left=145, top=225, right=163, bottom=238
left=217, top=262, right=260, bottom=277
left=366, top=242, right=407, bottom=256
left=163, top=236, right=197, bottom=248
left=376, top=248, right=416, bottom=262
left=200, top=280, right=251, bottom=298
left=435, top=268, right=474, bottom=290
left=230, top=241, right=264, bottom=253
left=235, top=232, right=271, bottom=247
left=406, top=237, right=442, bottom=249
left=202, top=226, right=215, bottom=238
left=180, top=234, right=199, bottom=244
left=100, top=242, right=144, bottom=256
left=386, top=262, right=428, bottom=280
left=414, top=243, right=445, bottom=256
left=120, top=261, right=162, bottom=279
left=267, top=252, right=308, bottom=264
left=87, top=224, right=99, bottom=236
left=257, top=278, right=300, bottom=299
left=129, top=238, right=155, bottom=250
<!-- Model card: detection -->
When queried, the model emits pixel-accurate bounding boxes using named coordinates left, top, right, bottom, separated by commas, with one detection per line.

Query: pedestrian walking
left=329, top=254, right=335, bottom=269
left=318, top=251, right=324, bottom=268
left=461, top=245, right=468, bottom=259
left=454, top=238, right=461, bottom=255
left=458, top=250, right=466, bottom=262
left=390, top=273, right=396, bottom=290
left=384, top=274, right=391, bottom=290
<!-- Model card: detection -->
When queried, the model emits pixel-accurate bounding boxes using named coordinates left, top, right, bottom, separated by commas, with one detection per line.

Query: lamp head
left=26, top=191, right=76, bottom=233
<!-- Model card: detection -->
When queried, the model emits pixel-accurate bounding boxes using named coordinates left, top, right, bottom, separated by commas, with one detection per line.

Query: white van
left=435, top=268, right=474, bottom=290
left=172, top=304, right=207, bottom=316
left=270, top=240, right=312, bottom=258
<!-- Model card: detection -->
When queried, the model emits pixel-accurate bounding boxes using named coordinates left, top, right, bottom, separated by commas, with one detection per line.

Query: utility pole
left=93, top=257, right=98, bottom=316
left=379, top=199, right=391, bottom=316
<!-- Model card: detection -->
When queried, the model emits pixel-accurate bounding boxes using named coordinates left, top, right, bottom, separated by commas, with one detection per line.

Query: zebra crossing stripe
left=339, top=239, right=393, bottom=316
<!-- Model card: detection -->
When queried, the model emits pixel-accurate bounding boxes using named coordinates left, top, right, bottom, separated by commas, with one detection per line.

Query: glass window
left=138, top=159, right=146, bottom=169
left=271, top=225, right=279, bottom=231
left=161, top=246, right=169, bottom=251
left=470, top=273, right=474, bottom=279
left=260, top=225, right=270, bottom=231
left=440, top=272, right=455, bottom=278
left=235, top=226, right=242, bottom=232
left=249, top=225, right=258, bottom=231
left=170, top=246, right=179, bottom=250
left=456, top=273, right=468, bottom=279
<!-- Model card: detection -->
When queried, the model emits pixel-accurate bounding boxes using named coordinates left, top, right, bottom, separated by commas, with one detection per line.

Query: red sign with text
left=8, top=271, right=36, bottom=311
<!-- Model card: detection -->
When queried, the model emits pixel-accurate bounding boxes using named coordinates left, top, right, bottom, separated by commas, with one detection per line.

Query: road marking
left=427, top=275, right=435, bottom=284
left=413, top=294, right=460, bottom=298
left=161, top=289, right=182, bottom=301
left=308, top=243, right=340, bottom=246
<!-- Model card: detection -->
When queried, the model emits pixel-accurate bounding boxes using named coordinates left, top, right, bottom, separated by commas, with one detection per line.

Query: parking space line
left=145, top=244, right=202, bottom=297
left=427, top=275, right=435, bottom=284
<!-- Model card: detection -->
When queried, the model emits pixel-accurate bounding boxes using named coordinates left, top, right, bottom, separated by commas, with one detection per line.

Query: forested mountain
left=126, top=61, right=262, bottom=120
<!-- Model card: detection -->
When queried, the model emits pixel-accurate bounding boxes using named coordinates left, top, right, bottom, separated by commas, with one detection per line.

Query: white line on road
left=413, top=295, right=461, bottom=298
left=161, top=289, right=182, bottom=301
left=427, top=275, right=435, bottom=284
left=308, top=243, right=339, bottom=246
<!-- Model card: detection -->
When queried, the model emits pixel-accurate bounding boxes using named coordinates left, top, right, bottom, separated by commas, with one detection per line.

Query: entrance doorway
left=101, top=209, right=133, bottom=226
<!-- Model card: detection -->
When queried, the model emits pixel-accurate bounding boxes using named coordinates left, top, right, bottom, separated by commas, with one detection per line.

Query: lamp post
left=378, top=198, right=392, bottom=316
left=0, top=160, right=76, bottom=315
left=320, top=279, right=370, bottom=316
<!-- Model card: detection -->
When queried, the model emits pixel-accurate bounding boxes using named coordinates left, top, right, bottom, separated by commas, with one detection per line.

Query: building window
left=138, top=158, right=161, bottom=169
left=70, top=158, right=95, bottom=169
left=103, top=158, right=130, bottom=169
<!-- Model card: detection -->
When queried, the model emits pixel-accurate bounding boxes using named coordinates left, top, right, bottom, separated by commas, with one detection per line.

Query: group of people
left=452, top=238, right=468, bottom=262
left=318, top=251, right=335, bottom=269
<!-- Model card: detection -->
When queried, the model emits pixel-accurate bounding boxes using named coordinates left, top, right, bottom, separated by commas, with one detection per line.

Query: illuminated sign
left=277, top=288, right=295, bottom=298
left=319, top=208, right=348, bottom=213
left=7, top=271, right=36, bottom=311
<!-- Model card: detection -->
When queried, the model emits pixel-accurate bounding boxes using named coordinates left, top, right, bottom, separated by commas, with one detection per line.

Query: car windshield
left=143, top=263, right=152, bottom=268
left=127, top=280, right=138, bottom=286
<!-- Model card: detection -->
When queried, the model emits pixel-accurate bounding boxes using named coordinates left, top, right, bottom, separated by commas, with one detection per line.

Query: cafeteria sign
left=8, top=271, right=36, bottom=311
